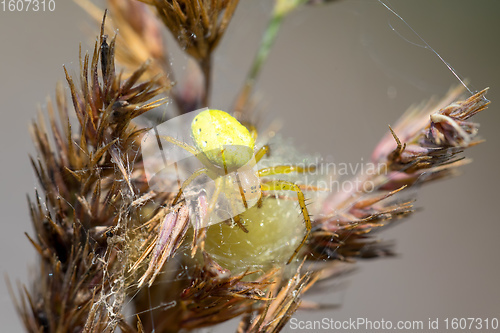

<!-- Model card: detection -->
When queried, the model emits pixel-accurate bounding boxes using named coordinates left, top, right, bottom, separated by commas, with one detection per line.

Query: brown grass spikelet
left=151, top=0, right=239, bottom=61
left=14, top=11, right=167, bottom=332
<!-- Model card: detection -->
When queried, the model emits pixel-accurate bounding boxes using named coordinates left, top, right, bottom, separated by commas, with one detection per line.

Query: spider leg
left=191, top=191, right=208, bottom=257
left=160, top=134, right=215, bottom=171
left=204, top=176, right=224, bottom=228
left=254, top=145, right=270, bottom=163
left=205, top=177, right=248, bottom=233
left=189, top=177, right=227, bottom=255
left=232, top=214, right=249, bottom=233
left=160, top=135, right=199, bottom=155
left=227, top=182, right=249, bottom=233
left=260, top=180, right=311, bottom=264
left=235, top=172, right=249, bottom=209
left=259, top=165, right=327, bottom=192
left=258, top=165, right=316, bottom=177
left=172, top=168, right=209, bottom=205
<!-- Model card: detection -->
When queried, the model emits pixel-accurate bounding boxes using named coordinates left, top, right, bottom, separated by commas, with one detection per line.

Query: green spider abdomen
left=191, top=109, right=255, bottom=171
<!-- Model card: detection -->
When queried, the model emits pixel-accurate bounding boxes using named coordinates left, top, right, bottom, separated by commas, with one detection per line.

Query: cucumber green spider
left=160, top=109, right=314, bottom=264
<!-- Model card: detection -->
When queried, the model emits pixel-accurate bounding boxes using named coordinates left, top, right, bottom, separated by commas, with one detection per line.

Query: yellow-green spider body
left=191, top=109, right=255, bottom=173
left=160, top=109, right=314, bottom=265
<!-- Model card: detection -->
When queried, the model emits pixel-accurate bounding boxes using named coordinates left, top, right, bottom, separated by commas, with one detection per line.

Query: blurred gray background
left=1, top=0, right=499, bottom=332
